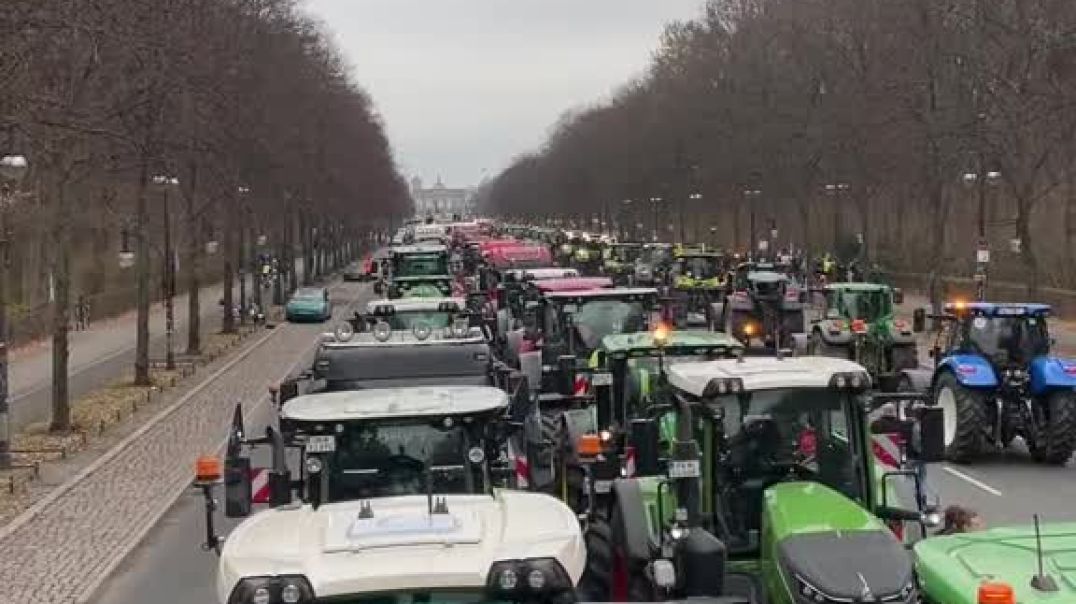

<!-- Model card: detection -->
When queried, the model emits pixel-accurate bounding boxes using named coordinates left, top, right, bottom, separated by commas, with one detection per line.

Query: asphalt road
left=91, top=281, right=374, bottom=604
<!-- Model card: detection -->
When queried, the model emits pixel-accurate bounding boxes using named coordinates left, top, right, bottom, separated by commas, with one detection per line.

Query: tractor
left=578, top=355, right=945, bottom=603
left=549, top=328, right=745, bottom=516
left=669, top=246, right=728, bottom=328
left=634, top=243, right=675, bottom=287
left=809, top=282, right=918, bottom=391
left=193, top=386, right=585, bottom=604
left=720, top=261, right=808, bottom=349
left=379, top=243, right=454, bottom=299
left=909, top=302, right=1076, bottom=464
left=601, top=242, right=644, bottom=286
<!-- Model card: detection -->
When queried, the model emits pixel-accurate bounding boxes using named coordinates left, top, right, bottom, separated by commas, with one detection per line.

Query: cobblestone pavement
left=0, top=282, right=367, bottom=604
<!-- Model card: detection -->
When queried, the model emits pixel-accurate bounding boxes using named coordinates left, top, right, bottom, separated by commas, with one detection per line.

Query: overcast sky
left=303, top=0, right=704, bottom=188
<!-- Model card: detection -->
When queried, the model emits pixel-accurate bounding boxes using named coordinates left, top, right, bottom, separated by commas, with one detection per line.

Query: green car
left=916, top=521, right=1076, bottom=603
left=285, top=287, right=332, bottom=322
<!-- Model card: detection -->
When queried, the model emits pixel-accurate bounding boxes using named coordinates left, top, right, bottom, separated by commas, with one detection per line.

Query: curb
left=0, top=324, right=282, bottom=546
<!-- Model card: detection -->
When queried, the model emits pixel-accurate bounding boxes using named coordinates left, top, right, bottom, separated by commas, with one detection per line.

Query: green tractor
left=809, top=283, right=918, bottom=391
left=915, top=518, right=1076, bottom=603
left=579, top=355, right=946, bottom=603
left=379, top=243, right=455, bottom=299
left=548, top=329, right=745, bottom=515
left=669, top=246, right=729, bottom=328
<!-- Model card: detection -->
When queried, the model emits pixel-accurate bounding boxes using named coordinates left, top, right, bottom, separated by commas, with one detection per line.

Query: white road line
left=941, top=465, right=1004, bottom=497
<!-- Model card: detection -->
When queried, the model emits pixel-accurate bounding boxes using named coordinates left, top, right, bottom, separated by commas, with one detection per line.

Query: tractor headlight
left=828, top=371, right=871, bottom=391
left=228, top=576, right=315, bottom=604
left=486, top=558, right=572, bottom=599
left=702, top=377, right=746, bottom=398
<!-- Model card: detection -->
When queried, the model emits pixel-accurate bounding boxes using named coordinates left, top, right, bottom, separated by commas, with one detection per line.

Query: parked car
left=285, top=287, right=332, bottom=322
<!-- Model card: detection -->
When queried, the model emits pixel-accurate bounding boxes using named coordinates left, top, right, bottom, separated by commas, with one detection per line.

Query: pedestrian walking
left=75, top=294, right=90, bottom=330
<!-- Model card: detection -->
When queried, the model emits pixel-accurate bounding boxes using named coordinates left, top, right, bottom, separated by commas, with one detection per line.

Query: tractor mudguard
left=936, top=354, right=998, bottom=388
left=812, top=325, right=855, bottom=346
left=610, top=479, right=658, bottom=562
left=899, top=368, right=933, bottom=393
left=559, top=407, right=598, bottom=465
left=1028, top=356, right=1076, bottom=396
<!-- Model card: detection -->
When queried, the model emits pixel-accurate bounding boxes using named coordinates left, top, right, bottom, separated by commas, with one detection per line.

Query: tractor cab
left=383, top=244, right=454, bottom=299
left=925, top=302, right=1076, bottom=463
left=193, top=386, right=585, bottom=604
left=577, top=356, right=945, bottom=603
left=602, top=242, right=644, bottom=285
left=635, top=243, right=675, bottom=286
left=721, top=262, right=807, bottom=349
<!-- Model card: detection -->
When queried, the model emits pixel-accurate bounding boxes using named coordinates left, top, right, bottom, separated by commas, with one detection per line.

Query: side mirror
left=912, top=308, right=926, bottom=333
left=893, top=288, right=904, bottom=304
left=629, top=418, right=661, bottom=476
left=914, top=406, right=946, bottom=463
left=279, top=380, right=299, bottom=404
left=224, top=455, right=252, bottom=518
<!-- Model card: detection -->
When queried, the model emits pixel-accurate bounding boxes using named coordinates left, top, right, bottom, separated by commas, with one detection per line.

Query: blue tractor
left=925, top=302, right=1076, bottom=464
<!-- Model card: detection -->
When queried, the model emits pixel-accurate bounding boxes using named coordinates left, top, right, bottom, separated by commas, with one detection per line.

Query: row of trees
left=482, top=0, right=1076, bottom=293
left=1, top=0, right=410, bottom=433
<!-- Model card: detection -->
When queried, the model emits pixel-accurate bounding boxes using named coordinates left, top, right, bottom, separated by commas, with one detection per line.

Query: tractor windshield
left=677, top=257, right=719, bottom=279
left=395, top=253, right=449, bottom=277
left=384, top=310, right=454, bottom=331
left=842, top=290, right=892, bottom=322
left=570, top=300, right=649, bottom=350
left=323, top=419, right=478, bottom=502
left=712, top=388, right=863, bottom=552
left=966, top=315, right=1050, bottom=365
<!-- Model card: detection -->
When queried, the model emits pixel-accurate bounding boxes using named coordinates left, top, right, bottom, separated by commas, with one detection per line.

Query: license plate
left=591, top=372, right=613, bottom=387
left=593, top=479, right=613, bottom=494
left=668, top=460, right=700, bottom=479
left=306, top=435, right=336, bottom=453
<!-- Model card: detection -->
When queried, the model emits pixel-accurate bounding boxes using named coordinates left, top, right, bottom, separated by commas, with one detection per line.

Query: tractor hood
left=217, top=492, right=585, bottom=603
left=766, top=482, right=915, bottom=603
left=915, top=523, right=1076, bottom=604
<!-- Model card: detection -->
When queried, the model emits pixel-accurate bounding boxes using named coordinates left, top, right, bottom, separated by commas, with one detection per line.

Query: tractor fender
left=559, top=407, right=598, bottom=464
left=899, top=368, right=934, bottom=393
left=1028, top=357, right=1076, bottom=396
left=610, top=479, right=655, bottom=563
left=935, top=354, right=998, bottom=388
left=811, top=325, right=854, bottom=346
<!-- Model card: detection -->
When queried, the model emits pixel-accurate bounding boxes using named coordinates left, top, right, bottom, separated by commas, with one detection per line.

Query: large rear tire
left=578, top=519, right=614, bottom=602
left=1030, top=390, right=1076, bottom=465
left=934, top=372, right=988, bottom=463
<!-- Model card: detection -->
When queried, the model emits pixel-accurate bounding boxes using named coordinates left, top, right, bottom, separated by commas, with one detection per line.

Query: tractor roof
left=503, top=267, right=578, bottom=281
left=944, top=301, right=1051, bottom=317
left=365, top=297, right=465, bottom=314
left=542, top=286, right=658, bottom=301
left=825, top=282, right=892, bottom=292
left=391, top=244, right=447, bottom=255
left=534, top=277, right=614, bottom=293
left=600, top=331, right=743, bottom=355
left=746, top=271, right=789, bottom=283
left=281, top=386, right=507, bottom=422
left=668, top=356, right=869, bottom=395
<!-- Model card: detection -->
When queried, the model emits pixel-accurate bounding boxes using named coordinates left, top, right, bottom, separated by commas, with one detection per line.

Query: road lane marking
left=941, top=465, right=1003, bottom=496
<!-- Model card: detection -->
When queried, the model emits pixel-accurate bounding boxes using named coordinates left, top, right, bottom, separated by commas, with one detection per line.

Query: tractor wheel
left=810, top=330, right=846, bottom=359
left=580, top=510, right=655, bottom=602
left=934, top=372, right=988, bottom=463
left=1030, top=390, right=1076, bottom=465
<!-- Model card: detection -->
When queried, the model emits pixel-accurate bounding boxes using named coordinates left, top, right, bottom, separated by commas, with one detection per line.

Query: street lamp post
left=0, top=154, right=29, bottom=468
left=742, top=189, right=762, bottom=258
left=648, top=197, right=663, bottom=242
left=962, top=170, right=1001, bottom=300
left=824, top=183, right=850, bottom=250
left=152, top=175, right=180, bottom=370
left=688, top=192, right=702, bottom=244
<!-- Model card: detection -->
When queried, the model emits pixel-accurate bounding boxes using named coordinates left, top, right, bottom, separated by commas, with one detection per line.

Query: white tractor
left=194, top=385, right=585, bottom=604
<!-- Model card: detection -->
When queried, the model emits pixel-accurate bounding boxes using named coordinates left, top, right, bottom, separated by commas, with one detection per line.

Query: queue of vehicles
left=199, top=216, right=1076, bottom=604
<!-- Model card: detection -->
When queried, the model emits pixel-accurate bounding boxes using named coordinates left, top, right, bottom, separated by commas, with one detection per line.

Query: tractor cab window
left=395, top=253, right=448, bottom=277
left=385, top=310, right=454, bottom=332
left=841, top=290, right=892, bottom=322
left=965, top=315, right=1049, bottom=365
left=324, top=419, right=478, bottom=502
left=571, top=300, right=648, bottom=351
left=710, top=388, right=863, bottom=553
left=677, top=257, right=719, bottom=279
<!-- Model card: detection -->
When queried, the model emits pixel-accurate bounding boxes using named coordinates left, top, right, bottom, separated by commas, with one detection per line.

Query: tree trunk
left=49, top=176, right=72, bottom=433
left=300, top=211, right=312, bottom=286
left=1016, top=198, right=1038, bottom=297
left=237, top=224, right=246, bottom=322
left=185, top=161, right=201, bottom=355
left=134, top=159, right=151, bottom=386
left=221, top=203, right=236, bottom=334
